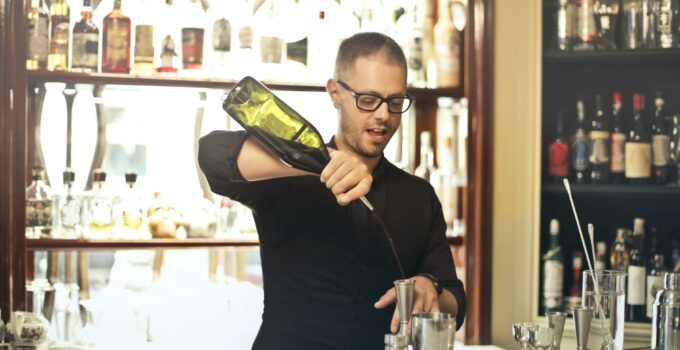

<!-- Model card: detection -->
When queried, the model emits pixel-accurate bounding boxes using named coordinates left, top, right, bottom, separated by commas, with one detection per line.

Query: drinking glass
left=512, top=322, right=536, bottom=350
left=582, top=270, right=627, bottom=350
left=528, top=327, right=554, bottom=350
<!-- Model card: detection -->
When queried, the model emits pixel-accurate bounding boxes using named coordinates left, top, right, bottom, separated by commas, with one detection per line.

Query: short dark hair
left=334, top=32, right=407, bottom=80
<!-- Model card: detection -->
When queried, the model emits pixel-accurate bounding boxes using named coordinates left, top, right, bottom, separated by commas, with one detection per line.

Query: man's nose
left=373, top=102, right=390, bottom=121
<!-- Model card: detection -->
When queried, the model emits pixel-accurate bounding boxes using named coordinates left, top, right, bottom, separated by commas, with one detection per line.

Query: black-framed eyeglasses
left=336, top=80, right=413, bottom=114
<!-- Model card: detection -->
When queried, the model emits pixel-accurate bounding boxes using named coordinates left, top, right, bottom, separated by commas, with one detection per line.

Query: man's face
left=328, top=53, right=407, bottom=159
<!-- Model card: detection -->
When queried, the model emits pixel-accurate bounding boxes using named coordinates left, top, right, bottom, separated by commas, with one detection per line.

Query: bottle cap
left=93, top=169, right=107, bottom=182
left=125, top=172, right=138, bottom=184
left=612, top=92, right=622, bottom=106
left=63, top=169, right=75, bottom=183
left=438, top=97, right=454, bottom=108
left=633, top=218, right=645, bottom=235
left=633, top=93, right=644, bottom=111
left=550, top=219, right=559, bottom=235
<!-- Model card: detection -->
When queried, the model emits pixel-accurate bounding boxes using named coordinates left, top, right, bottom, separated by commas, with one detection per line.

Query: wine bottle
left=71, top=0, right=99, bottom=73
left=627, top=217, right=646, bottom=322
left=543, top=219, right=564, bottom=314
left=571, top=97, right=590, bottom=184
left=610, top=92, right=626, bottom=183
left=549, top=111, right=569, bottom=182
left=626, top=93, right=652, bottom=184
left=610, top=228, right=631, bottom=272
left=652, top=93, right=670, bottom=185
left=589, top=94, right=610, bottom=183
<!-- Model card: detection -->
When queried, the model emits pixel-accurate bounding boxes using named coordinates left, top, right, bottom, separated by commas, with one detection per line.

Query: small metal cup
left=411, top=312, right=456, bottom=350
left=546, top=312, right=567, bottom=350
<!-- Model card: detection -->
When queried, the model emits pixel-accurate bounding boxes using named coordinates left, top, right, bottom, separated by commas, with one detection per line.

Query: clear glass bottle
left=156, top=0, right=180, bottom=73
left=555, top=0, right=576, bottom=50
left=433, top=0, right=462, bottom=88
left=132, top=0, right=155, bottom=74
left=406, top=2, right=427, bottom=87
left=55, top=169, right=83, bottom=239
left=626, top=93, right=652, bottom=184
left=71, top=0, right=99, bottom=73
left=26, top=0, right=50, bottom=70
left=589, top=94, right=610, bottom=184
left=257, top=0, right=284, bottom=70
left=209, top=1, right=232, bottom=74
left=593, top=0, right=620, bottom=49
left=119, top=172, right=145, bottom=238
left=543, top=219, right=564, bottom=314
left=26, top=167, right=53, bottom=239
left=574, top=0, right=597, bottom=50
left=610, top=228, right=632, bottom=272
left=181, top=0, right=206, bottom=71
left=641, top=0, right=659, bottom=48
left=102, top=0, right=131, bottom=73
left=85, top=169, right=114, bottom=238
left=48, top=0, right=70, bottom=71
left=414, top=131, right=437, bottom=182
left=622, top=0, right=644, bottom=49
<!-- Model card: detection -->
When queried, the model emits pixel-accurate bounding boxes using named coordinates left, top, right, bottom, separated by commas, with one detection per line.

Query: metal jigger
left=546, top=312, right=567, bottom=350
left=573, top=306, right=594, bottom=350
left=394, top=279, right=415, bottom=337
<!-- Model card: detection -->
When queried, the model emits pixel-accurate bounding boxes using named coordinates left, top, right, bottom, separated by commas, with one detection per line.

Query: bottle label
left=625, top=143, right=652, bottom=178
left=544, top=260, right=564, bottom=308
left=408, top=36, right=423, bottom=71
left=610, top=133, right=626, bottom=172
left=26, top=199, right=53, bottom=228
left=27, top=17, right=49, bottom=60
left=589, top=130, right=610, bottom=164
left=239, top=26, right=253, bottom=49
left=549, top=143, right=569, bottom=177
left=595, top=260, right=605, bottom=271
left=90, top=200, right=113, bottom=229
left=105, top=20, right=130, bottom=67
left=627, top=265, right=646, bottom=305
left=159, top=35, right=178, bottom=69
left=60, top=198, right=82, bottom=229
left=260, top=36, right=283, bottom=64
left=286, top=37, right=308, bottom=66
left=213, top=18, right=231, bottom=52
left=435, top=30, right=461, bottom=86
left=72, top=33, right=99, bottom=69
left=50, top=16, right=69, bottom=55
left=646, top=274, right=664, bottom=319
left=652, top=134, right=671, bottom=166
left=571, top=135, right=589, bottom=171
left=658, top=1, right=673, bottom=48
left=134, top=25, right=154, bottom=62
left=182, top=28, right=205, bottom=65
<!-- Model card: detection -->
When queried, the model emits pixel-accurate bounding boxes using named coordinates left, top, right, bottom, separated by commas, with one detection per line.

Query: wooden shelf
left=408, top=86, right=464, bottom=99
left=543, top=48, right=680, bottom=64
left=542, top=182, right=680, bottom=199
left=26, top=236, right=260, bottom=251
left=447, top=236, right=464, bottom=246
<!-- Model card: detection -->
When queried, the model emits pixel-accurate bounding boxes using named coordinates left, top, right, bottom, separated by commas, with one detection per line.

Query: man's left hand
left=373, top=275, right=439, bottom=334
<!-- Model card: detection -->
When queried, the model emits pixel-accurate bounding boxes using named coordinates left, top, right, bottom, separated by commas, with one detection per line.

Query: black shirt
left=198, top=130, right=466, bottom=350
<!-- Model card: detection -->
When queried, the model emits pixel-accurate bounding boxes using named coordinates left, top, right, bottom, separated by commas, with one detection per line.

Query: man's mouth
left=366, top=128, right=388, bottom=143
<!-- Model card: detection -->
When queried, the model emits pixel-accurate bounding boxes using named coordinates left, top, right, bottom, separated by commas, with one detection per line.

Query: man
left=199, top=32, right=466, bottom=349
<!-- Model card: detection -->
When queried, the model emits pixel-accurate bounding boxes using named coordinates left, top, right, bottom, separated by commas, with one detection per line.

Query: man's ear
left=326, top=79, right=340, bottom=109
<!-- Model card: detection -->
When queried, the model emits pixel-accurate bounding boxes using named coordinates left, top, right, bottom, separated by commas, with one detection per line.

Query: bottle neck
left=113, top=0, right=122, bottom=11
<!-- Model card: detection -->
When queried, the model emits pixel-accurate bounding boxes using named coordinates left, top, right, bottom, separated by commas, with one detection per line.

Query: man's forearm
left=439, top=290, right=458, bottom=317
left=237, top=136, right=314, bottom=181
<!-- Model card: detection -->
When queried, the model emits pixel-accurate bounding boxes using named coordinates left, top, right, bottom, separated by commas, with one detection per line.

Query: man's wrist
left=417, top=273, right=443, bottom=295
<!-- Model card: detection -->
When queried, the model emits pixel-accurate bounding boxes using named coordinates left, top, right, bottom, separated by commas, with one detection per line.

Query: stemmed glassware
left=528, top=327, right=554, bottom=350
left=512, top=323, right=536, bottom=350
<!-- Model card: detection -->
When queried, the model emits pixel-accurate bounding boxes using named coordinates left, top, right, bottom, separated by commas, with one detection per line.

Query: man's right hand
left=320, top=149, right=373, bottom=206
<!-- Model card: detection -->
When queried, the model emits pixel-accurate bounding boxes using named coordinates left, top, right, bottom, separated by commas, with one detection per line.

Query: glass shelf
left=26, top=236, right=260, bottom=251
left=543, top=48, right=680, bottom=64
left=542, top=182, right=680, bottom=199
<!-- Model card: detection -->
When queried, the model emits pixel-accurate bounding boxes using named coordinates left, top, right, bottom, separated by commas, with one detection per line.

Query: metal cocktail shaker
left=651, top=273, right=680, bottom=349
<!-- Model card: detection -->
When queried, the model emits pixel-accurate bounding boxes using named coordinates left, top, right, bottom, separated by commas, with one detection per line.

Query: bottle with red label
left=549, top=111, right=570, bottom=182
left=610, top=92, right=626, bottom=183
left=102, top=0, right=131, bottom=73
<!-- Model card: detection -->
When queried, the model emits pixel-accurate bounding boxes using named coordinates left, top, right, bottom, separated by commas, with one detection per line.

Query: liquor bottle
left=55, top=169, right=83, bottom=239
left=258, top=0, right=284, bottom=68
left=622, top=0, right=643, bottom=49
left=671, top=115, right=680, bottom=184
left=646, top=254, right=667, bottom=321
left=589, top=94, right=610, bottom=183
left=543, top=219, right=564, bottom=314
left=157, top=0, right=179, bottom=73
left=25, top=167, right=53, bottom=239
left=26, top=0, right=49, bottom=70
left=657, top=0, right=679, bottom=48
left=570, top=251, right=584, bottom=305
left=433, top=0, right=462, bottom=88
left=610, top=92, right=626, bottom=183
left=234, top=0, right=256, bottom=78
left=119, top=172, right=145, bottom=238
left=571, top=97, right=590, bottom=184
left=210, top=1, right=231, bottom=73
left=672, top=238, right=680, bottom=270
left=415, top=131, right=437, bottom=182
left=549, top=111, right=570, bottom=182
left=652, top=93, right=670, bottom=184
left=611, top=228, right=632, bottom=272
left=641, top=0, right=658, bottom=48
left=647, top=227, right=660, bottom=271
left=626, top=93, right=652, bottom=184
left=595, top=241, right=607, bottom=270
left=555, top=0, right=575, bottom=51
left=47, top=0, right=69, bottom=71
left=593, top=0, right=620, bottom=49
left=71, top=0, right=99, bottom=73
left=85, top=169, right=114, bottom=238
left=102, top=0, right=131, bottom=73
left=406, top=2, right=426, bottom=87
left=181, top=0, right=206, bottom=70
left=627, top=217, right=646, bottom=322
left=132, top=0, right=155, bottom=74
left=574, top=0, right=596, bottom=50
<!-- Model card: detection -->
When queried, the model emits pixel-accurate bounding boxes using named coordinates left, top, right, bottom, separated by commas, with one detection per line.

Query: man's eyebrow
left=354, top=88, right=408, bottom=98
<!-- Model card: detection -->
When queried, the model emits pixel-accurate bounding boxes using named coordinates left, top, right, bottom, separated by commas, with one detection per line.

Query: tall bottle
left=433, top=0, right=462, bottom=88
left=181, top=0, right=206, bottom=70
left=543, top=219, right=564, bottom=314
left=549, top=111, right=570, bottom=182
left=25, top=167, right=53, bottom=239
left=555, top=0, right=575, bottom=50
left=47, top=0, right=70, bottom=71
left=406, top=2, right=427, bottom=87
left=415, top=131, right=437, bottom=182
left=589, top=94, right=610, bottom=183
left=610, top=92, right=626, bottom=183
left=622, top=0, right=643, bottom=49
left=611, top=228, right=632, bottom=272
left=652, top=93, right=670, bottom=184
left=574, top=0, right=597, bottom=50
left=71, top=0, right=99, bottom=73
left=210, top=1, right=231, bottom=74
left=571, top=97, right=590, bottom=184
left=595, top=241, right=607, bottom=270
left=156, top=0, right=180, bottom=73
left=26, top=0, right=50, bottom=70
left=657, top=0, right=679, bottom=48
left=55, top=169, right=83, bottom=239
left=641, top=0, right=659, bottom=48
left=132, top=0, right=155, bottom=74
left=646, top=254, right=667, bottom=321
left=85, top=169, right=114, bottom=238
left=570, top=251, right=584, bottom=305
left=626, top=93, right=652, bottom=184
left=627, top=217, right=646, bottom=322
left=119, top=172, right=145, bottom=238
left=102, top=0, right=131, bottom=73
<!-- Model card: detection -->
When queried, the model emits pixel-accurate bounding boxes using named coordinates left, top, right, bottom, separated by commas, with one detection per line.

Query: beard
left=338, top=115, right=395, bottom=159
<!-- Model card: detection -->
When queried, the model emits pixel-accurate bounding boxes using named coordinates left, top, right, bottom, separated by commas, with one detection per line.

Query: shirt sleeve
left=198, top=130, right=289, bottom=214
left=417, top=191, right=467, bottom=330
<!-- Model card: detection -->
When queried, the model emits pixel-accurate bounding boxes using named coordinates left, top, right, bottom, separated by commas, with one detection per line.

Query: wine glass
left=512, top=322, right=536, bottom=350
left=528, top=327, right=554, bottom=350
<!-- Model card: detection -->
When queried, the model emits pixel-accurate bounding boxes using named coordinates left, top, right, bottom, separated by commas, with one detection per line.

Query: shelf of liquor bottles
left=25, top=236, right=260, bottom=251
left=543, top=48, right=680, bottom=64
left=541, top=183, right=680, bottom=199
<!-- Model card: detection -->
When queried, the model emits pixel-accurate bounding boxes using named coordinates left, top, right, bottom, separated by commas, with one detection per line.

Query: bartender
left=198, top=32, right=466, bottom=349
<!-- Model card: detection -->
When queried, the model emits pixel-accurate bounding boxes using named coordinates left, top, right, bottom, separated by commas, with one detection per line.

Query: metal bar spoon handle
left=573, top=306, right=594, bottom=350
